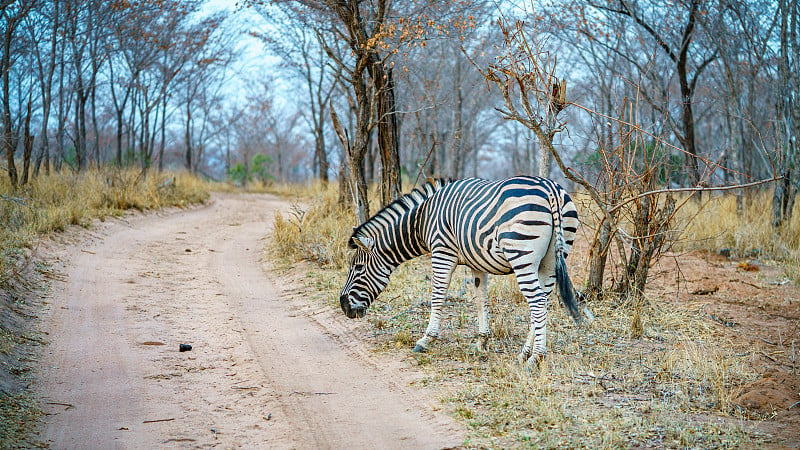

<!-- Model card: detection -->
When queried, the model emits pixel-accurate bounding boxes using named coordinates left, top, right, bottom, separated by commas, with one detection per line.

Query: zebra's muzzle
left=340, top=295, right=366, bottom=319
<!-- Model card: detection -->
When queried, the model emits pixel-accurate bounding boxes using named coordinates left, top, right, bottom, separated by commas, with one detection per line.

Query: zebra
left=339, top=176, right=581, bottom=365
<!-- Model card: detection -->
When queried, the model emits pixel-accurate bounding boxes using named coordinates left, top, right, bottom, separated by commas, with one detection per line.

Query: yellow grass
left=570, top=189, right=800, bottom=283
left=267, top=180, right=388, bottom=270
left=676, top=191, right=800, bottom=278
left=2, top=169, right=208, bottom=233
left=1, top=169, right=209, bottom=283
left=269, top=182, right=353, bottom=269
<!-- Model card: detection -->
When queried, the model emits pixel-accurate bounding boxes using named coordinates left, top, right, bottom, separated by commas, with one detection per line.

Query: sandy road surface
left=35, top=193, right=463, bottom=449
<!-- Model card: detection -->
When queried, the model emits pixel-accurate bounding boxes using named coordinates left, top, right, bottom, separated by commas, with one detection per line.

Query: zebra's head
left=340, top=234, right=393, bottom=319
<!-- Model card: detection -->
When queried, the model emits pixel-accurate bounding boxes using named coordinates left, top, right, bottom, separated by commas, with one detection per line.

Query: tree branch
left=608, top=176, right=783, bottom=214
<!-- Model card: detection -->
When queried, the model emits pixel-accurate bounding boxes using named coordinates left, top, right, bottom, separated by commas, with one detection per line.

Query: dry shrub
left=270, top=212, right=303, bottom=260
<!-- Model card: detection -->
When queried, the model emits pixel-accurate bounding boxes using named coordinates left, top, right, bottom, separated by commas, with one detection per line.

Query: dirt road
left=36, top=193, right=463, bottom=449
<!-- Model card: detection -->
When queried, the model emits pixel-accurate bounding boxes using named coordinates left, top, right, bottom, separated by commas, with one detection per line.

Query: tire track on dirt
left=35, top=193, right=464, bottom=449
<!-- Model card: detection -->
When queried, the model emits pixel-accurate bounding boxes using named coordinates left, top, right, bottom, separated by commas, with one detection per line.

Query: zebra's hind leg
left=413, top=251, right=457, bottom=353
left=471, top=270, right=490, bottom=352
left=514, top=269, right=549, bottom=366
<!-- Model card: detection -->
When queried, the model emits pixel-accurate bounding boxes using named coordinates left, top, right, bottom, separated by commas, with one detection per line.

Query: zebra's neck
left=351, top=179, right=446, bottom=266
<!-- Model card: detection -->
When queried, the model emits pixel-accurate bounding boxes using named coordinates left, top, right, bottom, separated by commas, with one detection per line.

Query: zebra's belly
left=457, top=244, right=514, bottom=275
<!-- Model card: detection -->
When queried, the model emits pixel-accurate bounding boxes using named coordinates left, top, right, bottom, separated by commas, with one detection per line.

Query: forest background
left=1, top=0, right=796, bottom=220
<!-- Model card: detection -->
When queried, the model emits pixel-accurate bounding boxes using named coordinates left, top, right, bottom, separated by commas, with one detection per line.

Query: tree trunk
left=331, top=100, right=369, bottom=223
left=74, top=72, right=87, bottom=171
left=676, top=0, right=702, bottom=186
left=2, top=26, right=17, bottom=187
left=772, top=169, right=797, bottom=227
left=21, top=97, right=33, bottom=185
left=375, top=67, right=401, bottom=205
left=773, top=0, right=799, bottom=228
left=91, top=72, right=100, bottom=168
left=312, top=77, right=329, bottom=183
left=140, top=100, right=148, bottom=177
left=537, top=141, right=550, bottom=178
left=348, top=149, right=369, bottom=223
left=338, top=157, right=349, bottom=208
left=315, top=129, right=329, bottom=183
left=677, top=62, right=701, bottom=185
left=450, top=62, right=463, bottom=178
left=185, top=96, right=193, bottom=171
left=55, top=43, right=66, bottom=172
left=115, top=108, right=124, bottom=167
left=158, top=92, right=167, bottom=172
left=584, top=219, right=612, bottom=300
left=34, top=0, right=59, bottom=178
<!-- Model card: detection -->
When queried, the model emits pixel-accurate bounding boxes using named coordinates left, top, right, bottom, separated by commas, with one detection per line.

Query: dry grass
left=1, top=169, right=209, bottom=286
left=290, top=256, right=761, bottom=447
left=1, top=168, right=208, bottom=233
left=0, top=393, right=41, bottom=448
left=267, top=181, right=385, bottom=270
left=676, top=191, right=800, bottom=280
left=267, top=182, right=793, bottom=447
left=570, top=188, right=800, bottom=286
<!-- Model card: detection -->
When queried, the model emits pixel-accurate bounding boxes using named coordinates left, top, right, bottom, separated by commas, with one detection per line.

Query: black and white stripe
left=339, top=176, right=580, bottom=364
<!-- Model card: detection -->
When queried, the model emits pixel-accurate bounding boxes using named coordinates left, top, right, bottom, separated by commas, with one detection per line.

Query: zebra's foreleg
left=471, top=270, right=490, bottom=351
left=413, top=253, right=457, bottom=353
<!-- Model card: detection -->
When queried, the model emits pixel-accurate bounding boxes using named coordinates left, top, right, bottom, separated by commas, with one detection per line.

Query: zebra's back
left=422, top=176, right=577, bottom=275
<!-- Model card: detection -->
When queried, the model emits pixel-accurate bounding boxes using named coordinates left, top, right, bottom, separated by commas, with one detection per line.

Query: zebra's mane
left=349, top=178, right=452, bottom=247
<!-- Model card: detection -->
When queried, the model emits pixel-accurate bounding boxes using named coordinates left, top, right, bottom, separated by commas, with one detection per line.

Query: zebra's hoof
left=412, top=344, right=427, bottom=353
left=470, top=337, right=489, bottom=353
left=478, top=334, right=489, bottom=351
left=526, top=353, right=547, bottom=368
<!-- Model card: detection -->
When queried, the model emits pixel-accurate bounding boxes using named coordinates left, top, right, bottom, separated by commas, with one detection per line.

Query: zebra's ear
left=352, top=235, right=375, bottom=252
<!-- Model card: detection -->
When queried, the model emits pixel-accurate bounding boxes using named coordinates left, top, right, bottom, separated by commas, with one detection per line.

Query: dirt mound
left=736, top=370, right=800, bottom=417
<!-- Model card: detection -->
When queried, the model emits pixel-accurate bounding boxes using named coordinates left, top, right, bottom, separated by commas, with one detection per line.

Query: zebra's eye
left=354, top=264, right=365, bottom=271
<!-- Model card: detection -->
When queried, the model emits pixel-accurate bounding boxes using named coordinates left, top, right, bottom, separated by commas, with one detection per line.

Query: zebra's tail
left=555, top=249, right=581, bottom=325
left=550, top=188, right=581, bottom=325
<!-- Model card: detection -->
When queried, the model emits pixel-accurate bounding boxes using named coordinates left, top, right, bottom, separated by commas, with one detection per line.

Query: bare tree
left=397, top=26, right=501, bottom=181
left=180, top=21, right=235, bottom=174
left=477, top=9, right=778, bottom=301
left=250, top=6, right=342, bottom=183
left=255, top=0, right=451, bottom=221
left=321, top=0, right=400, bottom=220
left=772, top=0, right=799, bottom=227
left=26, top=0, right=60, bottom=177
left=580, top=0, right=718, bottom=187
left=698, top=1, right=778, bottom=211
left=62, top=0, right=109, bottom=171
left=1, top=0, right=36, bottom=187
